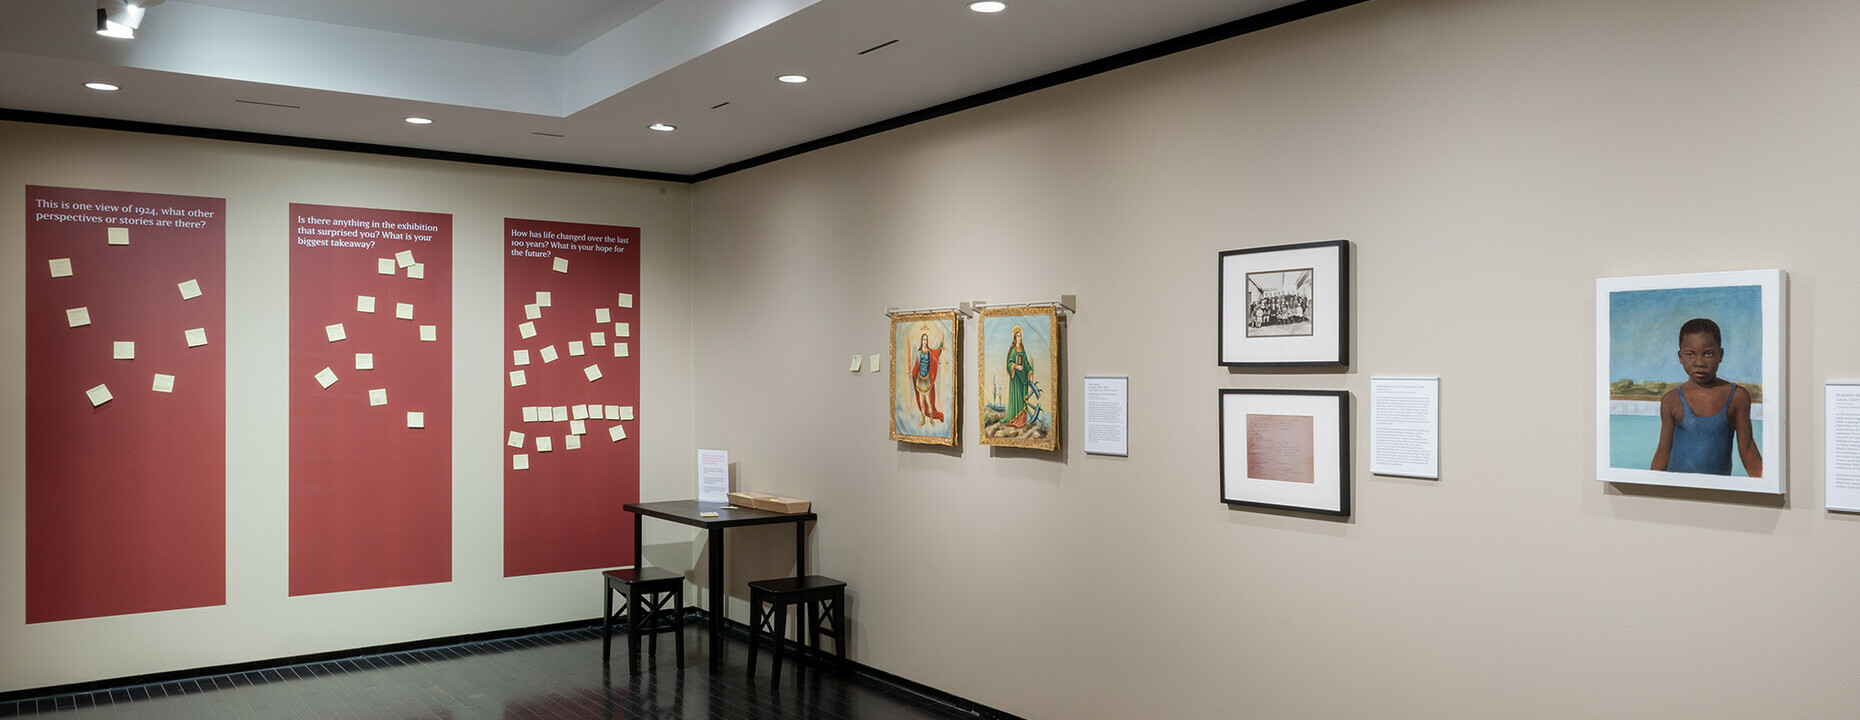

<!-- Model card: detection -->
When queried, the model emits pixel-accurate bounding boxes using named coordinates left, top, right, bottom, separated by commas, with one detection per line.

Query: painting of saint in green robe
left=979, top=306, right=1058, bottom=450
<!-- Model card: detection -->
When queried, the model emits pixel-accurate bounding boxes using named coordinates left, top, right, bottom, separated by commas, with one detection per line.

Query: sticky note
left=615, top=343, right=630, bottom=358
left=539, top=406, right=555, bottom=422
left=357, top=295, right=376, bottom=313
left=536, top=436, right=553, bottom=452
left=108, top=227, right=129, bottom=245
left=152, top=374, right=175, bottom=393
left=355, top=353, right=373, bottom=370
left=536, top=291, right=551, bottom=307
left=584, top=364, right=602, bottom=382
left=870, top=354, right=882, bottom=373
left=513, top=349, right=530, bottom=366
left=185, top=327, right=208, bottom=347
left=513, top=454, right=530, bottom=470
left=49, top=258, right=73, bottom=277
left=395, top=249, right=415, bottom=268
left=572, top=404, right=589, bottom=420
left=540, top=345, right=559, bottom=364
left=605, top=405, right=621, bottom=419
left=568, top=341, right=585, bottom=357
left=564, top=434, right=582, bottom=450
left=617, top=292, right=634, bottom=309
left=396, top=303, right=413, bottom=320
left=596, top=308, right=611, bottom=324
left=589, top=405, right=605, bottom=420
left=609, top=424, right=627, bottom=442
left=618, top=406, right=635, bottom=421
left=179, top=279, right=203, bottom=300
left=522, top=406, right=539, bottom=423
left=570, top=419, right=586, bottom=435
left=114, top=341, right=135, bottom=360
left=552, top=257, right=569, bottom=273
left=407, top=411, right=425, bottom=428
left=507, top=431, right=524, bottom=448
left=616, top=322, right=631, bottom=338
left=87, top=383, right=113, bottom=406
left=525, top=304, right=541, bottom=320
left=315, top=367, right=338, bottom=388
left=699, top=512, right=719, bottom=518
left=420, top=325, right=437, bottom=342
left=849, top=354, right=862, bottom=372
left=378, top=258, right=396, bottom=275
left=509, top=369, right=527, bottom=387
left=518, top=321, right=537, bottom=339
left=67, top=307, right=91, bottom=327
left=407, top=263, right=425, bottom=280
left=369, top=388, right=387, bottom=406
left=325, top=323, right=347, bottom=342
left=591, top=332, right=606, bottom=347
left=552, top=406, right=568, bottom=421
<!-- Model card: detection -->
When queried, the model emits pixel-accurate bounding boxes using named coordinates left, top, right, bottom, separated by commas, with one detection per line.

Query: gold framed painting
left=889, top=311, right=961, bottom=446
left=978, top=306, right=1059, bottom=450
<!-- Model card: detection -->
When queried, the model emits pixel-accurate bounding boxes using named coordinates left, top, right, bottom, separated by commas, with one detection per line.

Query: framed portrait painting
left=1219, top=389, right=1350, bottom=516
left=889, top=311, right=960, bottom=446
left=978, top=306, right=1059, bottom=451
left=1595, top=270, right=1785, bottom=494
left=1218, top=240, right=1349, bottom=367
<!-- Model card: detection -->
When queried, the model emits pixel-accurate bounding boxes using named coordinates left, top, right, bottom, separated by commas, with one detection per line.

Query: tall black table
left=624, top=500, right=817, bottom=669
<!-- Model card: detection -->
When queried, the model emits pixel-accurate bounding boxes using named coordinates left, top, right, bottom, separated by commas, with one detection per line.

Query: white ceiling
left=0, top=0, right=1317, bottom=178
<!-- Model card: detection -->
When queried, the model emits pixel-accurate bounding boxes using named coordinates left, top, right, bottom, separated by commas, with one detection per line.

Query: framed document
left=1219, top=389, right=1350, bottom=516
left=1218, top=240, right=1349, bottom=367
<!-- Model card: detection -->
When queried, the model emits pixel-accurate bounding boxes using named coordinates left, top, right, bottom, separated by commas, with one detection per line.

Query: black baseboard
left=1, top=610, right=1026, bottom=719
left=0, top=618, right=594, bottom=705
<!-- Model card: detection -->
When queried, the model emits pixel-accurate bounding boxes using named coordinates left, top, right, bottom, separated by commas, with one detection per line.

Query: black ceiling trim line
left=690, top=0, right=1372, bottom=182
left=0, top=108, right=696, bottom=184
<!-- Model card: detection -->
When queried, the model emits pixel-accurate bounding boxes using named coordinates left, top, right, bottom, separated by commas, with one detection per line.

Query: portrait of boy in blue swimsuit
left=1650, top=318, right=1762, bottom=477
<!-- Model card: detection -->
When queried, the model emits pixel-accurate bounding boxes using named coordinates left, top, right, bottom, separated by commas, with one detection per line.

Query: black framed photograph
left=1219, top=389, right=1350, bottom=516
left=1218, top=240, right=1349, bottom=367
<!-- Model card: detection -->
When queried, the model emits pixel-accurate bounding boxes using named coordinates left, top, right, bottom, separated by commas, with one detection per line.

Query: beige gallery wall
left=689, top=0, right=1860, bottom=717
left=0, top=122, right=698, bottom=692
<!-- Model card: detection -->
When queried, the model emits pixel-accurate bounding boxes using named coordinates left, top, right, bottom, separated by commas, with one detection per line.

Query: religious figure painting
left=978, top=306, right=1059, bottom=451
left=889, top=310, right=960, bottom=446
left=1595, top=269, right=1785, bottom=494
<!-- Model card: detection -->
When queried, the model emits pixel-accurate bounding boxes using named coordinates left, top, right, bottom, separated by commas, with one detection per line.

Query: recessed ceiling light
left=778, top=74, right=808, bottom=84
left=404, top=116, right=433, bottom=125
left=84, top=82, right=120, bottom=91
left=969, top=1, right=1007, bottom=13
left=648, top=123, right=676, bottom=132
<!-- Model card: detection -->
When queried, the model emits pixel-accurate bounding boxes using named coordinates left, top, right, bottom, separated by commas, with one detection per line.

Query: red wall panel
left=25, top=186, right=226, bottom=623
left=289, top=204, right=452, bottom=595
left=502, top=218, right=641, bottom=577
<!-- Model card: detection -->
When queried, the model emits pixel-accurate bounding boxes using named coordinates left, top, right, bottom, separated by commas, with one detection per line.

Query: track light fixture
left=96, top=0, right=164, bottom=39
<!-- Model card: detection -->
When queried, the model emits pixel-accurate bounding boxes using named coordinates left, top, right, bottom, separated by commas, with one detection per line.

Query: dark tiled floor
left=0, top=626, right=979, bottom=719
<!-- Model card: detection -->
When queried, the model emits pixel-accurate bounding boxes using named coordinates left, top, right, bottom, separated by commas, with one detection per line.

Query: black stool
left=747, top=575, right=847, bottom=684
left=602, top=567, right=684, bottom=675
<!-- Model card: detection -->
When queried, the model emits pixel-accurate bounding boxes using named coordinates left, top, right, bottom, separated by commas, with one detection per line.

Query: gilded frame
left=889, top=310, right=961, bottom=446
left=978, top=306, right=1059, bottom=451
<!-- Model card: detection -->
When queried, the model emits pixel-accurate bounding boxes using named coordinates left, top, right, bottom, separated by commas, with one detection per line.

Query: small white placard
left=395, top=249, right=415, bottom=268
left=178, top=279, right=202, bottom=300
left=553, top=257, right=569, bottom=273
left=49, top=258, right=73, bottom=277
left=113, top=341, right=136, bottom=360
left=315, top=367, right=338, bottom=388
left=107, top=227, right=129, bottom=245
left=1083, top=376, right=1129, bottom=457
left=185, top=327, right=208, bottom=347
left=152, top=373, right=175, bottom=393
left=395, top=303, right=414, bottom=321
left=407, top=411, right=424, bottom=428
left=369, top=388, right=388, bottom=406
left=67, top=307, right=92, bottom=327
left=357, top=295, right=376, bottom=313
left=583, top=363, right=602, bottom=381
left=419, top=325, right=437, bottom=342
left=568, top=341, right=585, bottom=357
left=355, top=352, right=374, bottom=370
left=617, top=292, right=634, bottom=309
left=407, top=263, right=425, bottom=279
left=508, top=369, right=527, bottom=387
left=513, top=349, right=530, bottom=366
left=697, top=448, right=729, bottom=502
left=1827, top=382, right=1860, bottom=512
left=86, top=383, right=113, bottom=406
left=1370, top=376, right=1440, bottom=479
